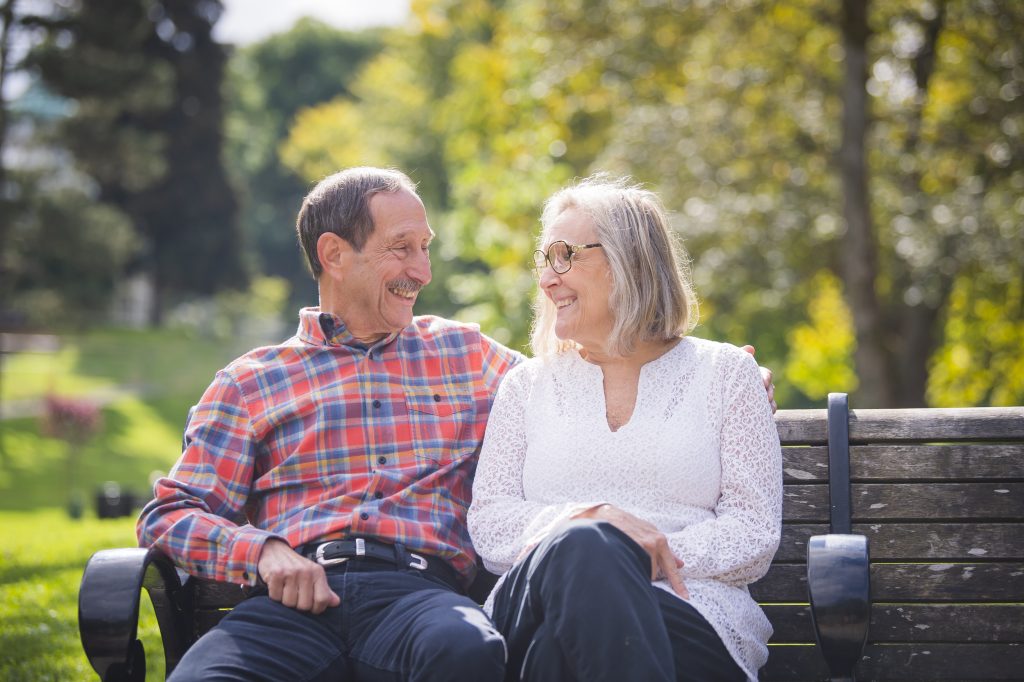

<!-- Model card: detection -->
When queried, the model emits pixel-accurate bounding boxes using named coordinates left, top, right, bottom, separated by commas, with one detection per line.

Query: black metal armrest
left=79, top=547, right=195, bottom=682
left=807, top=533, right=870, bottom=682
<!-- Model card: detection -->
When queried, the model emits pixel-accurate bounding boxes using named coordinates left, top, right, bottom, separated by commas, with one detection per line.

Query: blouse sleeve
left=468, top=362, right=601, bottom=574
left=668, top=350, right=783, bottom=585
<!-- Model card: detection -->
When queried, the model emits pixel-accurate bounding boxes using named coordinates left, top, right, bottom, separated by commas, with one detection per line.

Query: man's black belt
left=301, top=538, right=460, bottom=589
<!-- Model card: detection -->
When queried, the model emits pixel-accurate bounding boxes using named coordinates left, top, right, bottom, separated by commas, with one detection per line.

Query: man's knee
left=416, top=605, right=506, bottom=680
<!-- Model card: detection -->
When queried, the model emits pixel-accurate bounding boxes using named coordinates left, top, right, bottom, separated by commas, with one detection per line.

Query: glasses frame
left=532, top=241, right=603, bottom=275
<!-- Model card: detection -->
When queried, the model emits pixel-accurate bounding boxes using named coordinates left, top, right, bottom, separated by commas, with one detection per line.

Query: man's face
left=334, top=189, right=434, bottom=342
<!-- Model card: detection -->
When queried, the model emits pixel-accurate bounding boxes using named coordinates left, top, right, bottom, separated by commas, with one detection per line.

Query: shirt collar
left=296, top=307, right=400, bottom=351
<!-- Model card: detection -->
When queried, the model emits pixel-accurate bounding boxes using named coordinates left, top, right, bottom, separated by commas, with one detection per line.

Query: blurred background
left=0, top=1, right=1021, bottom=677
left=1, top=0, right=1022, bottom=517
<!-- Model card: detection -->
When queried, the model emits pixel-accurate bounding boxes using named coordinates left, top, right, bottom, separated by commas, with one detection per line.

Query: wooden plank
left=767, top=603, right=1024, bottom=644
left=775, top=524, right=824, bottom=561
left=774, top=410, right=828, bottom=445
left=194, top=579, right=250, bottom=608
left=869, top=604, right=1024, bottom=643
left=775, top=522, right=1024, bottom=562
left=751, top=564, right=806, bottom=602
left=781, top=446, right=829, bottom=483
left=764, top=642, right=1024, bottom=681
left=870, top=563, right=1024, bottom=602
left=851, top=443, right=1024, bottom=481
left=760, top=644, right=828, bottom=681
left=852, top=483, right=1024, bottom=521
left=856, top=522, right=1024, bottom=560
left=763, top=604, right=814, bottom=643
left=847, top=406, right=1024, bottom=443
left=855, top=642, right=1024, bottom=680
left=193, top=608, right=231, bottom=637
left=782, top=484, right=830, bottom=522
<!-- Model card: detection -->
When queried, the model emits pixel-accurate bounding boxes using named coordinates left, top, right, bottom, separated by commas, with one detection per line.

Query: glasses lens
left=532, top=250, right=548, bottom=273
left=549, top=242, right=571, bottom=273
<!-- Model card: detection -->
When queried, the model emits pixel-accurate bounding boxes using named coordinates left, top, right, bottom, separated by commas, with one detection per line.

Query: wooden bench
left=758, top=394, right=1024, bottom=680
left=79, top=394, right=1024, bottom=681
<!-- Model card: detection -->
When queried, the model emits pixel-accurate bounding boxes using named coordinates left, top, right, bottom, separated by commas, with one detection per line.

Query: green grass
left=0, top=510, right=164, bottom=681
left=0, top=327, right=279, bottom=679
left=0, top=326, right=268, bottom=510
left=2, top=327, right=254, bottom=402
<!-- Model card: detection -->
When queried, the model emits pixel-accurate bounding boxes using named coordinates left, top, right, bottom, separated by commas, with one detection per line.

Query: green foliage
left=4, top=183, right=138, bottom=327
left=0, top=511, right=163, bottom=681
left=784, top=272, right=858, bottom=402
left=266, top=0, right=1022, bottom=403
left=927, top=273, right=1024, bottom=407
left=29, top=0, right=245, bottom=321
left=225, top=20, right=385, bottom=310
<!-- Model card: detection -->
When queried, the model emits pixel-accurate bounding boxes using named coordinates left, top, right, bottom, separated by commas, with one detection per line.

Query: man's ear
left=317, top=233, right=353, bottom=280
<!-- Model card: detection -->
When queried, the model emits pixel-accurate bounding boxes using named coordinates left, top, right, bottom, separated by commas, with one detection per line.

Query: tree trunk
left=838, top=0, right=894, bottom=408
left=0, top=0, right=17, bottom=258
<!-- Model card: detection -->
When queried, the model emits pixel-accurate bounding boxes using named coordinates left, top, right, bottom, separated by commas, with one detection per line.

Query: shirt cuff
left=226, top=526, right=286, bottom=586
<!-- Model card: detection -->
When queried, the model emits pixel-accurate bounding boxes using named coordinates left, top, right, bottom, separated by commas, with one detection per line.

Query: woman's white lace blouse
left=468, top=337, right=783, bottom=681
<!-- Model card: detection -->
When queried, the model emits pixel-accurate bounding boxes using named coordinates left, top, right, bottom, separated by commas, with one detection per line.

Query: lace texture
left=467, top=337, right=783, bottom=681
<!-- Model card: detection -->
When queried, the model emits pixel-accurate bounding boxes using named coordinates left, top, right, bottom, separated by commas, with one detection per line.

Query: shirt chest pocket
left=404, top=388, right=476, bottom=464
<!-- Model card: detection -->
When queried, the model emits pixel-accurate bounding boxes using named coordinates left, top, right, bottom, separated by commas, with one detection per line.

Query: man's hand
left=257, top=539, right=341, bottom=614
left=741, top=345, right=777, bottom=414
left=574, top=504, right=689, bottom=599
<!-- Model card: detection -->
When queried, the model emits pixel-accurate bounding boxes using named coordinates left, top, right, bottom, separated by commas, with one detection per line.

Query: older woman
left=467, top=176, right=783, bottom=682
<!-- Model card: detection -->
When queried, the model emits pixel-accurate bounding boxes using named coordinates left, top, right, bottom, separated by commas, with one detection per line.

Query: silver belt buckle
left=408, top=552, right=428, bottom=570
left=315, top=542, right=350, bottom=567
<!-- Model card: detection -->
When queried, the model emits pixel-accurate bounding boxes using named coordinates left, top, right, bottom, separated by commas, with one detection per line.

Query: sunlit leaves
left=928, top=273, right=1024, bottom=406
left=784, top=271, right=859, bottom=400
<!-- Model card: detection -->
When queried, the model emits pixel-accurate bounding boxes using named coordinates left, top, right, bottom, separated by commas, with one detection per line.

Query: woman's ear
left=317, top=233, right=353, bottom=280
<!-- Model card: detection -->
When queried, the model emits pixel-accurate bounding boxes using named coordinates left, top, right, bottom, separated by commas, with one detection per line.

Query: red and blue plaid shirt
left=137, top=308, right=523, bottom=586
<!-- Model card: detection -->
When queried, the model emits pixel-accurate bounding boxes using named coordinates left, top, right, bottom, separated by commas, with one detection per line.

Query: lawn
left=0, top=325, right=279, bottom=680
left=0, top=510, right=164, bottom=681
left=0, top=326, right=270, bottom=509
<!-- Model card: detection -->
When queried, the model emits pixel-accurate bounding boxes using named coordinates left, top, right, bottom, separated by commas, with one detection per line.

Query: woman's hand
left=574, top=504, right=689, bottom=599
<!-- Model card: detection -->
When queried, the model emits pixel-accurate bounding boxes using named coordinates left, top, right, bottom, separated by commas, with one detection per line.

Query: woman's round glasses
left=532, top=241, right=603, bottom=275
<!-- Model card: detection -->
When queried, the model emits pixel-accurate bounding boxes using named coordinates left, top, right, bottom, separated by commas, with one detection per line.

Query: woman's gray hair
left=530, top=174, right=699, bottom=357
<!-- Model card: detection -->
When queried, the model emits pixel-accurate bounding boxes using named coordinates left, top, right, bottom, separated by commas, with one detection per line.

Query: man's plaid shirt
left=138, top=308, right=523, bottom=587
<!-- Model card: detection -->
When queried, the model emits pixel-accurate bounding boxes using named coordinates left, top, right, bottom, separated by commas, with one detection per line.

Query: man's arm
left=137, top=373, right=283, bottom=586
left=741, top=345, right=777, bottom=414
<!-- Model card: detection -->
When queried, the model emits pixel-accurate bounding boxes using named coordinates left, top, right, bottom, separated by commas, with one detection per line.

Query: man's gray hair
left=530, top=174, right=699, bottom=357
left=296, top=167, right=418, bottom=279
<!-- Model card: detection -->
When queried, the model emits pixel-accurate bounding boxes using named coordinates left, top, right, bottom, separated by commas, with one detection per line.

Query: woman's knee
left=536, top=519, right=644, bottom=571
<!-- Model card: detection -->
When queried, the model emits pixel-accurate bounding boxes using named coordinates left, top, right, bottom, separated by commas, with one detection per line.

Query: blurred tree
left=530, top=0, right=1023, bottom=407
left=29, top=0, right=244, bottom=324
left=6, top=181, right=138, bottom=325
left=278, top=0, right=1023, bottom=404
left=225, top=19, right=384, bottom=310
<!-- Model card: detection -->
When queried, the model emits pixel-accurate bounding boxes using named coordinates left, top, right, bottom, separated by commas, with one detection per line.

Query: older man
left=139, top=168, right=519, bottom=680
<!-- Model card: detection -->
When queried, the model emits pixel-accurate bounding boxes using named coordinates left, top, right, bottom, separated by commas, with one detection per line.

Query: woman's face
left=537, top=207, right=615, bottom=352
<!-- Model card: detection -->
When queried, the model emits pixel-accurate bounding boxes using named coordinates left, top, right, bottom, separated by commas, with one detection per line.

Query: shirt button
left=433, top=394, right=441, bottom=402
left=360, top=512, right=369, bottom=520
left=372, top=400, right=381, bottom=408
left=374, top=491, right=383, bottom=499
left=377, top=456, right=387, bottom=465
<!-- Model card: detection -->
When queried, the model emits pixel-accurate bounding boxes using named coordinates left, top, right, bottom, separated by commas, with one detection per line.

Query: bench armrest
left=79, top=547, right=195, bottom=681
left=807, top=533, right=870, bottom=682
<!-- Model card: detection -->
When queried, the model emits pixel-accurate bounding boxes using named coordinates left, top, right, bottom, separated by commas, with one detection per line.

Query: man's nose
left=409, top=248, right=432, bottom=285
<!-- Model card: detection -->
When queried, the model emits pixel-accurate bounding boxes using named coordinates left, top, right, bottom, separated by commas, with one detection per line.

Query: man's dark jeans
left=168, top=561, right=506, bottom=682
